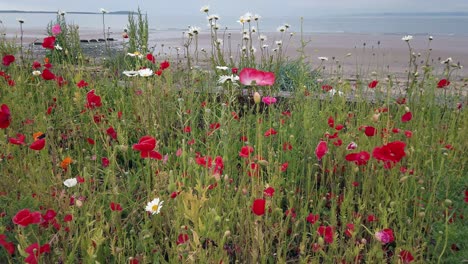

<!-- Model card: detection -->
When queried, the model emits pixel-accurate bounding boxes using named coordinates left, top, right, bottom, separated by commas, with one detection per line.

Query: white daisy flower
left=138, top=68, right=154, bottom=77
left=64, top=178, right=78, bottom=188
left=216, top=66, right=229, bottom=71
left=441, top=57, right=452, bottom=64
left=145, top=198, right=163, bottom=215
left=259, top=35, right=267, bottom=41
left=123, top=70, right=139, bottom=77
left=275, top=40, right=282, bottom=46
left=32, top=70, right=41, bottom=76
left=218, top=75, right=239, bottom=84
left=402, top=35, right=413, bottom=42
left=318, top=57, right=328, bottom=61
left=17, top=18, right=25, bottom=24
left=277, top=26, right=286, bottom=33
left=200, top=5, right=210, bottom=13
left=100, top=8, right=109, bottom=14
left=55, top=44, right=63, bottom=51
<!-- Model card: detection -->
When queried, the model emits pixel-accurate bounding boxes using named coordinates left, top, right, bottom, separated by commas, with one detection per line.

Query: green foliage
left=127, top=8, right=149, bottom=54
left=46, top=14, right=83, bottom=64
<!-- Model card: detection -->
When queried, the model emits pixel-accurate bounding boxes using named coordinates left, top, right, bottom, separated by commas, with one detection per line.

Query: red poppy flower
left=0, top=104, right=11, bottom=129
left=32, top=61, right=41, bottom=69
left=283, top=142, right=293, bottom=151
left=231, top=67, right=238, bottom=74
left=25, top=242, right=50, bottom=264
left=317, top=225, right=334, bottom=244
left=101, top=157, right=110, bottom=167
left=30, top=137, right=46, bottom=151
left=322, top=85, right=333, bottom=92
left=146, top=53, right=156, bottom=64
left=239, top=145, right=254, bottom=158
left=345, top=223, right=355, bottom=238
left=87, top=138, right=95, bottom=145
left=0, top=234, right=15, bottom=255
left=5, top=139, right=20, bottom=152
left=2, top=55, right=15, bottom=66
left=368, top=80, right=379, bottom=88
left=252, top=199, right=266, bottom=216
left=306, top=213, right=319, bottom=224
left=41, top=68, right=55, bottom=80
left=106, top=126, right=117, bottom=140
left=264, top=187, right=275, bottom=197
left=160, top=60, right=170, bottom=70
left=264, top=128, right=277, bottom=137
left=42, top=36, right=56, bottom=49
left=345, top=151, right=370, bottom=166
left=239, top=68, right=275, bottom=86
left=76, top=79, right=88, bottom=88
left=399, top=250, right=415, bottom=263
left=364, top=126, right=377, bottom=137
left=404, top=130, right=413, bottom=138
left=155, top=69, right=163, bottom=76
left=132, top=135, right=162, bottom=160
left=328, top=116, right=334, bottom=128
left=315, top=141, right=328, bottom=161
left=85, top=90, right=102, bottom=109
left=280, top=162, right=289, bottom=172
left=63, top=214, right=73, bottom=222
left=372, top=141, right=406, bottom=168
left=42, top=209, right=57, bottom=222
left=437, top=79, right=450, bottom=88
left=401, top=111, right=412, bottom=122
left=55, top=76, right=66, bottom=87
left=213, top=156, right=224, bottom=174
left=176, top=234, right=190, bottom=245
left=12, top=209, right=42, bottom=227
left=110, top=202, right=123, bottom=211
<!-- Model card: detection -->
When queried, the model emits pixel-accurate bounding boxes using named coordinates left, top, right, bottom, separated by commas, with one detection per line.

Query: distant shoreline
left=0, top=10, right=130, bottom=15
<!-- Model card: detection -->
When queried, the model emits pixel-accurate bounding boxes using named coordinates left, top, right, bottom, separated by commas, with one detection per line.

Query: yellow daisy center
left=151, top=204, right=159, bottom=212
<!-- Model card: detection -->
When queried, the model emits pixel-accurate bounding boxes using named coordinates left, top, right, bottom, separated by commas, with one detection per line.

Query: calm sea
left=1, top=12, right=468, bottom=37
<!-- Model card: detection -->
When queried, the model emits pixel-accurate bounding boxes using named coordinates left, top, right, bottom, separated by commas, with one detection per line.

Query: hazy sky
left=1, top=0, right=467, bottom=16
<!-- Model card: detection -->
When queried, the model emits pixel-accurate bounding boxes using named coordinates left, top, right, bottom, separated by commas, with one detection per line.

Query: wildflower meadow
left=0, top=6, right=467, bottom=264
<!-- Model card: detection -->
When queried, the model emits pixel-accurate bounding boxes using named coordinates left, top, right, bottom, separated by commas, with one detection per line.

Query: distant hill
left=0, top=10, right=131, bottom=15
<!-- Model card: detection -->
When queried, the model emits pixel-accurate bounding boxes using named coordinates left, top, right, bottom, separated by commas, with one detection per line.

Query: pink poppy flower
left=374, top=228, right=395, bottom=244
left=239, top=68, right=275, bottom=86
left=51, top=24, right=61, bottom=35
left=262, top=96, right=277, bottom=105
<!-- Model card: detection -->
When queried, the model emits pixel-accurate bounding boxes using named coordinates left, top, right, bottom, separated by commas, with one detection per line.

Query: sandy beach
left=4, top=27, right=468, bottom=79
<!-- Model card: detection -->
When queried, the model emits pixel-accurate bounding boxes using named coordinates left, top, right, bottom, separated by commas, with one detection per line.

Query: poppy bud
left=372, top=113, right=380, bottom=122
left=253, top=92, right=261, bottom=104
left=318, top=237, right=324, bottom=246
